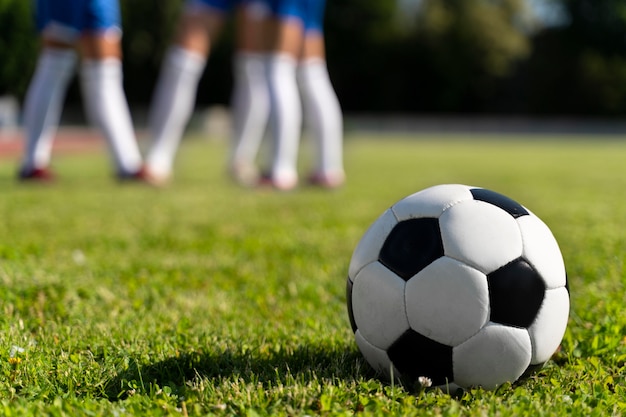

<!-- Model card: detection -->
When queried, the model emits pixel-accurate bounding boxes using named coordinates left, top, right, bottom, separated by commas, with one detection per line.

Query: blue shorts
left=34, top=0, right=121, bottom=42
left=268, top=0, right=326, bottom=33
left=184, top=0, right=255, bottom=13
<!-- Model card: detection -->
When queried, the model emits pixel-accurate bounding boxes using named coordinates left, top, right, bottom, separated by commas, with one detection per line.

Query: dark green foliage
left=406, top=0, right=533, bottom=112
left=0, top=0, right=37, bottom=97
left=120, top=0, right=184, bottom=104
left=523, top=0, right=626, bottom=115
left=2, top=0, right=626, bottom=115
left=324, top=0, right=400, bottom=112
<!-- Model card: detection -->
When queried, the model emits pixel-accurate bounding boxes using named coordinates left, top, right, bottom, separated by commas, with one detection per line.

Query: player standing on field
left=144, top=0, right=271, bottom=186
left=260, top=0, right=345, bottom=190
left=18, top=0, right=145, bottom=181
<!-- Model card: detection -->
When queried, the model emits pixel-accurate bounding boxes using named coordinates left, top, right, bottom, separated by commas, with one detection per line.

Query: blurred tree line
left=1, top=0, right=626, bottom=116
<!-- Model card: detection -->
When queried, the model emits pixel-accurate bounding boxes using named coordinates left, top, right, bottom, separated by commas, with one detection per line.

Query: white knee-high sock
left=297, top=58, right=344, bottom=178
left=266, top=53, right=301, bottom=187
left=230, top=52, right=270, bottom=168
left=22, top=48, right=77, bottom=170
left=145, top=46, right=206, bottom=178
left=80, top=58, right=143, bottom=175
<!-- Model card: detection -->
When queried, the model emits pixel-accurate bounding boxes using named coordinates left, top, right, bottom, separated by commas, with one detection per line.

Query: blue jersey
left=267, top=0, right=326, bottom=33
left=34, top=0, right=121, bottom=41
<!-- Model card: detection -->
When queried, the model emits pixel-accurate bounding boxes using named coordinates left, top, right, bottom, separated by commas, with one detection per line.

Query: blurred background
left=1, top=0, right=626, bottom=131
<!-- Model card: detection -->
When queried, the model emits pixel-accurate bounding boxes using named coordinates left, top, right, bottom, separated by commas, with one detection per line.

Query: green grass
left=0, top=132, right=625, bottom=416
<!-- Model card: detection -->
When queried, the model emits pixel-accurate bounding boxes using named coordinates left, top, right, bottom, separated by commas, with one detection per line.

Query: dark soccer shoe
left=17, top=166, right=55, bottom=182
left=117, top=166, right=170, bottom=187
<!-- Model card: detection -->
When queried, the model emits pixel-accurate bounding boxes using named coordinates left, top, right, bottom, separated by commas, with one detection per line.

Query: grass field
left=0, top=132, right=625, bottom=416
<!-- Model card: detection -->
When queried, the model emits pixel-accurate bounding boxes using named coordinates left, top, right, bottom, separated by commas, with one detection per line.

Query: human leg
left=145, top=1, right=228, bottom=183
left=79, top=55, right=143, bottom=178
left=265, top=50, right=301, bottom=189
left=298, top=32, right=344, bottom=187
left=78, top=0, right=144, bottom=178
left=262, top=2, right=305, bottom=189
left=228, top=1, right=272, bottom=185
left=19, top=0, right=82, bottom=178
left=20, top=45, right=77, bottom=178
left=144, top=46, right=207, bottom=182
left=297, top=0, right=344, bottom=187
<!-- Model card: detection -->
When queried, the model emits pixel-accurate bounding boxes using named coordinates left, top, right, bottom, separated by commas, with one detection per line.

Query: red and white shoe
left=17, top=166, right=55, bottom=182
left=308, top=171, right=345, bottom=189
left=257, top=173, right=298, bottom=191
left=118, top=166, right=169, bottom=186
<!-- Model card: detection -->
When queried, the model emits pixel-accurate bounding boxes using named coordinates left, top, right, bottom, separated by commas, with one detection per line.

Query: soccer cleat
left=256, top=172, right=274, bottom=187
left=141, top=166, right=171, bottom=187
left=17, top=166, right=55, bottom=182
left=308, top=171, right=345, bottom=189
left=229, top=162, right=259, bottom=187
left=116, top=166, right=166, bottom=185
left=256, top=172, right=298, bottom=191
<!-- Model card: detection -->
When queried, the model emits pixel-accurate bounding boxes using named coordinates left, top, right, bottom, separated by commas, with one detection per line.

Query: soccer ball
left=346, top=184, right=569, bottom=390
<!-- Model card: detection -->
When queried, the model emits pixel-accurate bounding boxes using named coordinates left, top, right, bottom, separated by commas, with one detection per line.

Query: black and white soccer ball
left=346, top=184, right=569, bottom=390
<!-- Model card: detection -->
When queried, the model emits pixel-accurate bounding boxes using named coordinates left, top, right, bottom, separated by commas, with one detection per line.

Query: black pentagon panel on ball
left=470, top=188, right=529, bottom=218
left=346, top=278, right=357, bottom=333
left=487, top=258, right=546, bottom=328
left=379, top=218, right=444, bottom=281
left=387, top=329, right=454, bottom=386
